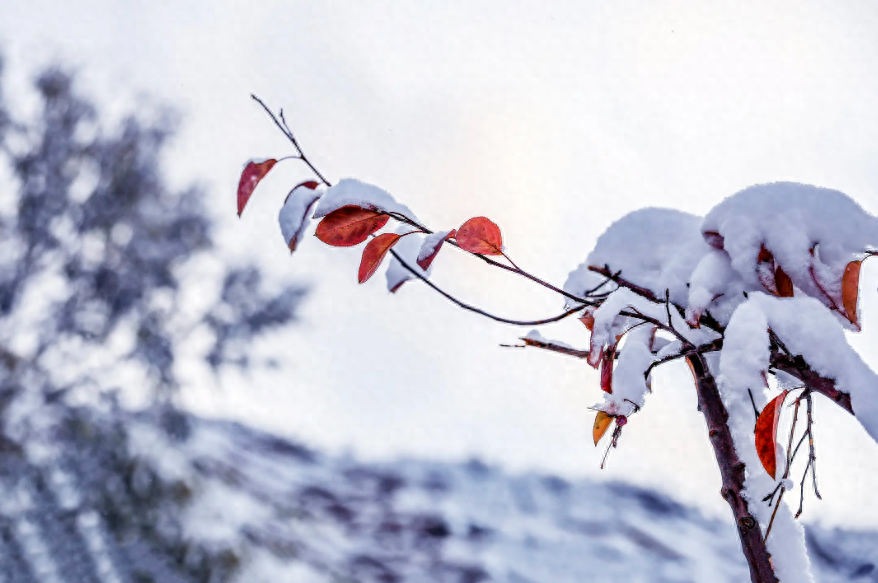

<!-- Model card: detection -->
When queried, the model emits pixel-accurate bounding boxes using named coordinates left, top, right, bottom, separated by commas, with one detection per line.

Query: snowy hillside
left=1, top=404, right=876, bottom=583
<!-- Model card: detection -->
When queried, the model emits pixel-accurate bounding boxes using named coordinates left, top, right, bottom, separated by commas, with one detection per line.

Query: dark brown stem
left=508, top=337, right=591, bottom=360
left=388, top=248, right=587, bottom=326
left=687, top=354, right=778, bottom=583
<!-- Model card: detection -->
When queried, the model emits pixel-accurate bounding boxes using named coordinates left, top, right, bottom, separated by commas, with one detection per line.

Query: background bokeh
left=3, top=0, right=878, bottom=527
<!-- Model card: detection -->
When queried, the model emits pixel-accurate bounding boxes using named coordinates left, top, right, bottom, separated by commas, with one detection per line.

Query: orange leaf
left=755, top=390, right=789, bottom=479
left=842, top=260, right=862, bottom=327
left=456, top=217, right=503, bottom=255
left=358, top=233, right=402, bottom=283
left=579, top=313, right=595, bottom=332
left=593, top=411, right=613, bottom=445
left=315, top=206, right=390, bottom=247
left=775, top=266, right=794, bottom=298
left=237, top=159, right=277, bottom=217
left=417, top=229, right=457, bottom=270
left=600, top=346, right=615, bottom=394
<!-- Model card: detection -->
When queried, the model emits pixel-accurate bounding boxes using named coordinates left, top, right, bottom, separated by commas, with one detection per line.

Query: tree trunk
left=687, top=354, right=778, bottom=583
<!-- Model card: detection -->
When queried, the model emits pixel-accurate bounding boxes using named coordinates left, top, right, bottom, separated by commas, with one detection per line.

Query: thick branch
left=687, top=354, right=778, bottom=583
left=770, top=349, right=854, bottom=415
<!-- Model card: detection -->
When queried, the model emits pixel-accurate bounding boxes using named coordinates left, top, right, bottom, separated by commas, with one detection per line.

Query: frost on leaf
left=359, top=233, right=404, bottom=284
left=237, top=159, right=277, bottom=217
left=593, top=411, right=613, bottom=445
left=755, top=390, right=789, bottom=479
left=386, top=227, right=430, bottom=293
left=279, top=181, right=322, bottom=253
left=416, top=229, right=456, bottom=270
left=315, top=206, right=390, bottom=247
left=313, top=178, right=417, bottom=222
left=456, top=217, right=503, bottom=255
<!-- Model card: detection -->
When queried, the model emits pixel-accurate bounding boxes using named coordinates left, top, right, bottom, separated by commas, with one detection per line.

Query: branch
left=589, top=265, right=725, bottom=333
left=769, top=349, right=854, bottom=415
left=504, top=337, right=591, bottom=360
left=388, top=248, right=587, bottom=326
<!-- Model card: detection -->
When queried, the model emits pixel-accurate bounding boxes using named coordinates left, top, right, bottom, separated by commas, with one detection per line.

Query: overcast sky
left=3, top=0, right=878, bottom=528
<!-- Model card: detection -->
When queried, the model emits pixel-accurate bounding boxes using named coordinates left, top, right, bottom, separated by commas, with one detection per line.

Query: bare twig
left=505, top=337, right=591, bottom=360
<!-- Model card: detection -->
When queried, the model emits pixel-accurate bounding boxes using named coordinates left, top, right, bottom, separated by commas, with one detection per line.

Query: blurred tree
left=0, top=57, right=305, bottom=433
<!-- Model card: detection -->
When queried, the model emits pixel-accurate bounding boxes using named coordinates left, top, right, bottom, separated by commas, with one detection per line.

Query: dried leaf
left=237, top=159, right=277, bottom=217
left=456, top=217, right=503, bottom=255
left=842, top=260, right=862, bottom=327
left=280, top=182, right=322, bottom=253
left=315, top=206, right=390, bottom=247
left=416, top=229, right=456, bottom=270
left=755, top=390, right=789, bottom=479
left=358, top=233, right=402, bottom=283
left=593, top=411, right=613, bottom=445
left=579, top=313, right=595, bottom=332
left=775, top=266, right=794, bottom=298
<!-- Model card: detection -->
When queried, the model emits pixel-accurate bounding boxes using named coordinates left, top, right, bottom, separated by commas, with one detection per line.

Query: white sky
left=3, top=0, right=878, bottom=528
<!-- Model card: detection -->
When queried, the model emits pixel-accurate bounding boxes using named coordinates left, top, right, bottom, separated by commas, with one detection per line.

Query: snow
left=385, top=226, right=430, bottom=292
left=717, top=302, right=815, bottom=583
left=417, top=229, right=453, bottom=264
left=278, top=184, right=322, bottom=252
left=564, top=208, right=711, bottom=308
left=702, top=182, right=878, bottom=318
left=312, top=178, right=418, bottom=221
left=523, top=329, right=576, bottom=350
left=742, top=293, right=878, bottom=442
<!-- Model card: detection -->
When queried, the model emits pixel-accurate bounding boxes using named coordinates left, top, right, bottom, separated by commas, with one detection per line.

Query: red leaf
left=359, top=233, right=402, bottom=283
left=842, top=260, right=862, bottom=327
left=416, top=229, right=457, bottom=270
left=456, top=217, right=503, bottom=255
left=703, top=230, right=725, bottom=250
left=237, top=159, right=277, bottom=217
left=775, top=266, right=794, bottom=298
left=593, top=411, right=613, bottom=445
left=315, top=206, right=390, bottom=247
left=755, top=390, right=789, bottom=479
left=600, top=346, right=615, bottom=394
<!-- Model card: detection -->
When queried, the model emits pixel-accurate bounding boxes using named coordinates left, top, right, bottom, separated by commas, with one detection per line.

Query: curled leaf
left=579, top=312, right=595, bottom=332
left=842, top=260, right=862, bottom=327
left=417, top=229, right=456, bottom=270
left=755, top=390, right=789, bottom=479
left=756, top=245, right=779, bottom=295
left=315, top=206, right=390, bottom=247
left=237, top=159, right=277, bottom=217
left=600, top=346, right=615, bottom=394
left=359, top=233, right=402, bottom=283
left=775, top=266, right=794, bottom=298
left=593, top=411, right=613, bottom=445
left=279, top=181, right=322, bottom=253
left=456, top=217, right=503, bottom=255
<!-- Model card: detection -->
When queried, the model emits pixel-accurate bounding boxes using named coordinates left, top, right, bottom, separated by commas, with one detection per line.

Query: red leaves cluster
left=309, top=206, right=507, bottom=284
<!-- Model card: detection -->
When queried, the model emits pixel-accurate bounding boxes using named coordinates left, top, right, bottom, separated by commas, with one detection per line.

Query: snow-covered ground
left=5, top=403, right=873, bottom=583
